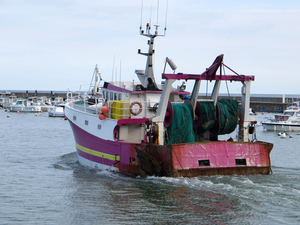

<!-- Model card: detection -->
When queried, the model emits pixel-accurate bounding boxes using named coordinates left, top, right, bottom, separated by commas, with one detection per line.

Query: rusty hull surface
left=134, top=141, right=273, bottom=177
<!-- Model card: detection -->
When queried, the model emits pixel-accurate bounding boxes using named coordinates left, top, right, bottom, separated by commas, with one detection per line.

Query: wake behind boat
left=65, top=21, right=273, bottom=177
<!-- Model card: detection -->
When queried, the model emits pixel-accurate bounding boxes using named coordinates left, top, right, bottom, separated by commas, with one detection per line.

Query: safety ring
left=130, top=101, right=143, bottom=115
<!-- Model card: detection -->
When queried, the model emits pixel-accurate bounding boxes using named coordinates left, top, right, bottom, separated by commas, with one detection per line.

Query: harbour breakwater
left=1, top=90, right=297, bottom=113
left=213, top=93, right=297, bottom=113
left=0, top=90, right=67, bottom=100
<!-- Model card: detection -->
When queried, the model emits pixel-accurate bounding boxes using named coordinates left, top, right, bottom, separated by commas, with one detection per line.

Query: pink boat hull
left=69, top=120, right=272, bottom=177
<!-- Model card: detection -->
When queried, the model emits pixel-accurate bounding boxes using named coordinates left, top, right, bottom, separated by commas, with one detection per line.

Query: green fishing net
left=197, top=102, right=217, bottom=134
left=166, top=104, right=195, bottom=144
left=166, top=99, right=240, bottom=144
left=217, top=99, right=240, bottom=135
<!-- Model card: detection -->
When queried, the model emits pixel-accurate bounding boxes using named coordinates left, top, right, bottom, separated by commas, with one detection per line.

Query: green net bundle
left=197, top=99, right=240, bottom=135
left=166, top=104, right=195, bottom=145
left=165, top=99, right=240, bottom=145
left=197, top=102, right=217, bottom=134
left=217, top=99, right=240, bottom=135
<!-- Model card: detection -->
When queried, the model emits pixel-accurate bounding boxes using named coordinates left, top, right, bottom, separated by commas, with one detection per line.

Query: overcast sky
left=1, top=0, right=300, bottom=94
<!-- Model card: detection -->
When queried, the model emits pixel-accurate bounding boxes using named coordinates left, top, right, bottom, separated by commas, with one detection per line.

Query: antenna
left=165, top=0, right=168, bottom=33
left=119, top=60, right=122, bottom=83
left=139, top=0, right=168, bottom=36
left=136, top=0, right=169, bottom=89
left=140, top=0, right=143, bottom=30
left=156, top=0, right=159, bottom=25
left=115, top=67, right=117, bottom=84
left=111, top=55, right=115, bottom=82
left=149, top=5, right=152, bottom=29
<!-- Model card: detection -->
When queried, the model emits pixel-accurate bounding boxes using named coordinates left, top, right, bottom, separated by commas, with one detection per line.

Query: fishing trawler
left=64, top=22, right=273, bottom=177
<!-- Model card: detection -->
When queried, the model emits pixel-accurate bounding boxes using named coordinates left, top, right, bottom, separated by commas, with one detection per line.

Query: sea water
left=1, top=110, right=300, bottom=225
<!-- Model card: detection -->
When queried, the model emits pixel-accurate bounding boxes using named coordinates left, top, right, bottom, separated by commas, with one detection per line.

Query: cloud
left=0, top=0, right=300, bottom=94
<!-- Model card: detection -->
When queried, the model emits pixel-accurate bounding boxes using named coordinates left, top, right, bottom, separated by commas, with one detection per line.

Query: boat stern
left=133, top=141, right=273, bottom=177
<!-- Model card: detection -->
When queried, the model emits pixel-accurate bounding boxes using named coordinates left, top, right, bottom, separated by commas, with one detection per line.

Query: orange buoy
left=17, top=111, right=19, bottom=114
left=101, top=105, right=109, bottom=114
left=99, top=113, right=105, bottom=120
left=40, top=110, right=43, bottom=113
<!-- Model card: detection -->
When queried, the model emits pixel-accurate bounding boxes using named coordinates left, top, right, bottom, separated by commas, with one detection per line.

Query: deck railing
left=68, top=98, right=167, bottom=120
left=66, top=83, right=182, bottom=120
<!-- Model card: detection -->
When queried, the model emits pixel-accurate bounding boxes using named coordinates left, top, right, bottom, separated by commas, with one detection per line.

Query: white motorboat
left=0, top=97, right=8, bottom=108
left=262, top=109, right=300, bottom=131
left=285, top=101, right=300, bottom=111
left=26, top=96, right=54, bottom=111
left=37, top=97, right=54, bottom=111
left=0, top=95, right=18, bottom=108
left=48, top=104, right=65, bottom=117
left=7, top=99, right=42, bottom=113
left=51, top=97, right=64, bottom=106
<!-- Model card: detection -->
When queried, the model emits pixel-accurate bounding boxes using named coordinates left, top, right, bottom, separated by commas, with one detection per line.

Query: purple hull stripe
left=68, top=120, right=134, bottom=168
left=69, top=121, right=120, bottom=155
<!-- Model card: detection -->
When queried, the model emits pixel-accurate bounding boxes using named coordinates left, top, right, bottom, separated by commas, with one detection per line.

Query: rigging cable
left=111, top=55, right=115, bottom=82
left=119, top=60, right=122, bottom=83
left=223, top=64, right=231, bottom=99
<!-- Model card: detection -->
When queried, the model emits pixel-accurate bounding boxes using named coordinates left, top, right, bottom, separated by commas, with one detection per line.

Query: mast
left=136, top=2, right=167, bottom=90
